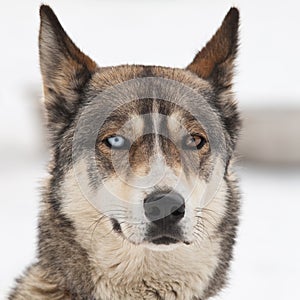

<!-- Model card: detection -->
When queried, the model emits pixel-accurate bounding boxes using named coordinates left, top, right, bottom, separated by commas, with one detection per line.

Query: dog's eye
left=182, top=134, right=206, bottom=150
left=104, top=136, right=129, bottom=150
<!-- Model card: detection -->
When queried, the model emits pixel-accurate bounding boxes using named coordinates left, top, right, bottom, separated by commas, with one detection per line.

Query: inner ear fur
left=187, top=7, right=239, bottom=89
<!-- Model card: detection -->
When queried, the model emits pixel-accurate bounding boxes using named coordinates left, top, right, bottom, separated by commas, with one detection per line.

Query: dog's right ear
left=39, top=5, right=97, bottom=140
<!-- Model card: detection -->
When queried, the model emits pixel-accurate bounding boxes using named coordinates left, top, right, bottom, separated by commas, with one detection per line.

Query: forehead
left=88, top=64, right=216, bottom=127
left=97, top=99, right=207, bottom=139
left=90, top=65, right=213, bottom=97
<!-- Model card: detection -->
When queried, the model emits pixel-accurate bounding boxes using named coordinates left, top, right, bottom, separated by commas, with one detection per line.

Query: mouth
left=150, top=235, right=180, bottom=245
left=111, top=218, right=191, bottom=246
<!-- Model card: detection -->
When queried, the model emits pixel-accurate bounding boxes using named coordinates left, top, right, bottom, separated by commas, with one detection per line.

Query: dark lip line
left=111, top=218, right=191, bottom=245
left=111, top=218, right=122, bottom=233
left=149, top=236, right=180, bottom=245
left=147, top=233, right=180, bottom=241
left=147, top=235, right=191, bottom=245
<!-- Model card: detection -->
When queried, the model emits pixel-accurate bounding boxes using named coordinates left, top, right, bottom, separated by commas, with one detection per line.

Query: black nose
left=144, top=191, right=185, bottom=226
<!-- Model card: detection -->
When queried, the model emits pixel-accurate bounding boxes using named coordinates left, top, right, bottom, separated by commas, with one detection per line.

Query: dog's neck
left=89, top=237, right=219, bottom=299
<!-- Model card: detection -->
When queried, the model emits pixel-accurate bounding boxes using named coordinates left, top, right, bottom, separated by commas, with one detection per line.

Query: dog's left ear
left=187, top=8, right=239, bottom=90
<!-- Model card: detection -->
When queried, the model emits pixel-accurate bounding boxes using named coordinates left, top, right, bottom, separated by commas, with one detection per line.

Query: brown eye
left=182, top=134, right=206, bottom=150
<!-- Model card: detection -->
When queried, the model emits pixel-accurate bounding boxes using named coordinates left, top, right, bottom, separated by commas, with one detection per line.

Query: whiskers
left=85, top=208, right=128, bottom=245
left=192, top=207, right=222, bottom=248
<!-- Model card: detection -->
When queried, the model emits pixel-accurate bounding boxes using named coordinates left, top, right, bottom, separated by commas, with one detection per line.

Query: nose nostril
left=171, top=205, right=185, bottom=217
left=144, top=191, right=185, bottom=224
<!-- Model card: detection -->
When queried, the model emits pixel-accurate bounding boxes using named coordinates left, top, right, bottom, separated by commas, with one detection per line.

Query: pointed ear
left=39, top=5, right=96, bottom=95
left=187, top=8, right=239, bottom=90
left=39, top=5, right=97, bottom=140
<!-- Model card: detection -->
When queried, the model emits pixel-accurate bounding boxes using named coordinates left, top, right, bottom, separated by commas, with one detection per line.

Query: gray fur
left=9, top=5, right=241, bottom=300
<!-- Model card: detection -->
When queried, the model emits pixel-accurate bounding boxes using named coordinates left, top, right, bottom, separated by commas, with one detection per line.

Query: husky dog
left=9, top=5, right=241, bottom=300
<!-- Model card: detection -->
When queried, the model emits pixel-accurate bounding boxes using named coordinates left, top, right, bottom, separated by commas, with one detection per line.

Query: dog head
left=39, top=6, right=240, bottom=252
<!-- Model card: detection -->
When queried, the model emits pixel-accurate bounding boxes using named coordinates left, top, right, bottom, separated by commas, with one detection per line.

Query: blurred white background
left=0, top=1, right=299, bottom=299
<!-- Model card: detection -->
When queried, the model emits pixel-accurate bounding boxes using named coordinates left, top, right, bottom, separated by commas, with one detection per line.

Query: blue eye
left=105, top=136, right=129, bottom=149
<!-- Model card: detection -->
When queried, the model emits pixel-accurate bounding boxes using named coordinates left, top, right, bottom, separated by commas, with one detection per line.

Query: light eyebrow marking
left=152, top=101, right=162, bottom=158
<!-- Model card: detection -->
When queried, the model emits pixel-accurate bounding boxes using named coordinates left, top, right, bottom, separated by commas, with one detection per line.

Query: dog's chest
left=94, top=276, right=203, bottom=300
left=88, top=241, right=220, bottom=300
